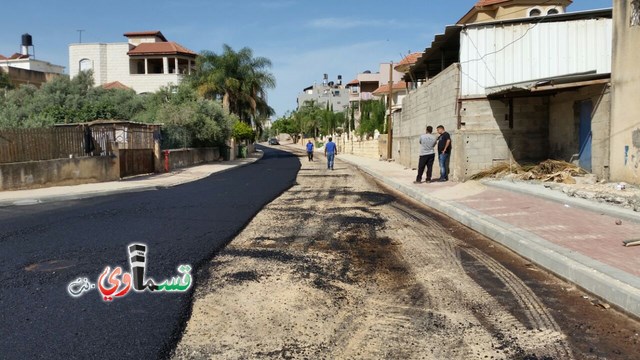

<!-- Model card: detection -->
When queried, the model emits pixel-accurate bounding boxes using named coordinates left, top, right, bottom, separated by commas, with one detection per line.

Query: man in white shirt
left=414, top=126, right=437, bottom=184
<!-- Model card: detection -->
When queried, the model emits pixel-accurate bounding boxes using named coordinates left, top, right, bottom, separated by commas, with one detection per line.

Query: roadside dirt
left=173, top=147, right=640, bottom=360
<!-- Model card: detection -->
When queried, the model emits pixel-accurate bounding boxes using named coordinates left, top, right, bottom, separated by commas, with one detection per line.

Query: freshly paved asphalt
left=0, top=146, right=300, bottom=359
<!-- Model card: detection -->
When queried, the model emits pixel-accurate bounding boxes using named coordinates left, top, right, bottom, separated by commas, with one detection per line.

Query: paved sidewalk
left=0, top=151, right=263, bottom=207
left=328, top=152, right=640, bottom=318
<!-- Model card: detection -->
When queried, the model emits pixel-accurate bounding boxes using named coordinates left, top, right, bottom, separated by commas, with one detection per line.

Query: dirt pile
left=471, top=160, right=587, bottom=184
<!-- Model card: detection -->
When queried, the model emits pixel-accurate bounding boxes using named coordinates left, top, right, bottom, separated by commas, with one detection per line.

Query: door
left=578, top=100, right=593, bottom=172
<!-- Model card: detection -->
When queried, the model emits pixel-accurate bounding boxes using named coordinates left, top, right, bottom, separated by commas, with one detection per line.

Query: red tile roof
left=395, top=53, right=422, bottom=72
left=124, top=31, right=167, bottom=42
left=102, top=81, right=132, bottom=90
left=475, top=0, right=571, bottom=7
left=345, top=78, right=359, bottom=87
left=128, top=42, right=197, bottom=57
left=475, top=0, right=510, bottom=7
left=7, top=53, right=29, bottom=60
left=372, top=81, right=408, bottom=95
left=0, top=55, right=6, bottom=60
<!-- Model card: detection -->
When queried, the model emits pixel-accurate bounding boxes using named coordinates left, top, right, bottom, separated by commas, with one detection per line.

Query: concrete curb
left=155, top=151, right=264, bottom=189
left=0, top=151, right=264, bottom=207
left=485, top=180, right=640, bottom=224
left=340, top=157, right=640, bottom=318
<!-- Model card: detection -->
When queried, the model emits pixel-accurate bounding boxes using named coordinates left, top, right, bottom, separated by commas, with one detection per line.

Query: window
left=529, top=8, right=542, bottom=17
left=632, top=0, right=640, bottom=27
left=79, top=58, right=92, bottom=72
left=547, top=8, right=559, bottom=15
left=130, top=59, right=145, bottom=74
left=147, top=58, right=164, bottom=74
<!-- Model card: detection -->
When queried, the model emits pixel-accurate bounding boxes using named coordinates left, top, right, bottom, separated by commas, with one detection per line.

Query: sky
left=0, top=0, right=611, bottom=118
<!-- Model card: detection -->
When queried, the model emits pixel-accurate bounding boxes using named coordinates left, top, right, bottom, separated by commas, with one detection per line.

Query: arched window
left=529, top=8, right=542, bottom=17
left=632, top=0, right=640, bottom=27
left=79, top=58, right=92, bottom=72
left=547, top=8, right=560, bottom=15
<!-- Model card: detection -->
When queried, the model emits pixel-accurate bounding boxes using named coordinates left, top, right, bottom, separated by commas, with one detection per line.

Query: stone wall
left=164, top=147, right=221, bottom=172
left=337, top=137, right=382, bottom=160
left=0, top=156, right=119, bottom=191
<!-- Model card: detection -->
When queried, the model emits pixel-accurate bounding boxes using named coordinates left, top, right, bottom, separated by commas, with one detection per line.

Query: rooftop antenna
left=77, top=30, right=85, bottom=43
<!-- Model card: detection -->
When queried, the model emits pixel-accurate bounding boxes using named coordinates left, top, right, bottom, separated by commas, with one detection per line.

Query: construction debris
left=591, top=299, right=611, bottom=309
left=623, top=239, right=640, bottom=247
left=471, top=160, right=587, bottom=183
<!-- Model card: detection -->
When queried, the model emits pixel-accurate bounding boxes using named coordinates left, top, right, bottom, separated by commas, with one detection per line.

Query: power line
left=460, top=11, right=552, bottom=66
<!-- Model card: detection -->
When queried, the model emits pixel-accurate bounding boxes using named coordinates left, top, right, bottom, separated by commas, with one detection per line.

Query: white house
left=68, top=31, right=197, bottom=93
left=1, top=33, right=65, bottom=87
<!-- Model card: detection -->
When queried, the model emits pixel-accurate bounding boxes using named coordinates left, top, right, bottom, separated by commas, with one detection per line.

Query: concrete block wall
left=549, top=84, right=611, bottom=179
left=393, top=65, right=460, bottom=176
left=459, top=97, right=549, bottom=179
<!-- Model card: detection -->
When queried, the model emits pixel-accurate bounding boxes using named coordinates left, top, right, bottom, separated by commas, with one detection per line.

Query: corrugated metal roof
left=460, top=17, right=612, bottom=96
left=486, top=71, right=610, bottom=97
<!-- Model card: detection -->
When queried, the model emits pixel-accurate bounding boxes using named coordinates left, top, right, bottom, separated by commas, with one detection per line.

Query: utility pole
left=386, top=62, right=393, bottom=160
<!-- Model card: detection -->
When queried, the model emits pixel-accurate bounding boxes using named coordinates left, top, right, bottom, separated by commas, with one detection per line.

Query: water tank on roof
left=21, top=34, right=33, bottom=47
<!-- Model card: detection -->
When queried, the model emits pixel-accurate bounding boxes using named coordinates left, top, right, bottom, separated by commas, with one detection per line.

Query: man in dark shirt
left=436, top=125, right=451, bottom=181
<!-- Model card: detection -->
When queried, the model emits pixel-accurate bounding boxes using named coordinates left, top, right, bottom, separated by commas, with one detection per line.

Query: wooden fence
left=0, top=128, right=88, bottom=164
left=0, top=126, right=159, bottom=164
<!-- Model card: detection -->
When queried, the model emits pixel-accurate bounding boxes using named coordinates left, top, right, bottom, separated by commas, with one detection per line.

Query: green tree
left=189, top=44, right=275, bottom=124
left=0, top=69, right=13, bottom=91
left=272, top=112, right=299, bottom=142
left=358, top=99, right=386, bottom=138
left=232, top=121, right=255, bottom=142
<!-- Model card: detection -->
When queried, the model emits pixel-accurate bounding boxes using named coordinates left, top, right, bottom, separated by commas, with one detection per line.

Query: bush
left=232, top=121, right=255, bottom=142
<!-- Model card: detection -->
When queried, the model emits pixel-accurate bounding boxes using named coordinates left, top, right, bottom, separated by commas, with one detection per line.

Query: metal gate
left=119, top=149, right=154, bottom=178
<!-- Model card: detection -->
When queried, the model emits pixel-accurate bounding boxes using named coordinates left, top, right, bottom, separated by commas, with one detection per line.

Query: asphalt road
left=0, top=145, right=300, bottom=360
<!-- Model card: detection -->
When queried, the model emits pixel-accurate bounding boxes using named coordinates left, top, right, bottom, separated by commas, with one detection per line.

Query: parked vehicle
left=268, top=138, right=280, bottom=145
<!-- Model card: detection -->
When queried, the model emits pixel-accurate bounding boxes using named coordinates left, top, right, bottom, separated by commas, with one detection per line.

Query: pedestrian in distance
left=414, top=126, right=437, bottom=184
left=306, top=140, right=314, bottom=161
left=436, top=125, right=451, bottom=182
left=324, top=137, right=337, bottom=170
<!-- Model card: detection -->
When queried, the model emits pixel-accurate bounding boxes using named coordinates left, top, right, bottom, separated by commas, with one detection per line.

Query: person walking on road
left=436, top=125, right=451, bottom=181
left=306, top=140, right=314, bottom=161
left=324, top=137, right=337, bottom=170
left=414, top=126, right=437, bottom=184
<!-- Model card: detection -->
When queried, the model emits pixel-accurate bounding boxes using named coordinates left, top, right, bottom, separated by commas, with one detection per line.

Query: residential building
left=609, top=0, right=640, bottom=183
left=296, top=74, right=349, bottom=112
left=0, top=34, right=65, bottom=87
left=345, top=63, right=404, bottom=129
left=395, top=3, right=612, bottom=181
left=458, top=0, right=571, bottom=24
left=69, top=31, right=197, bottom=94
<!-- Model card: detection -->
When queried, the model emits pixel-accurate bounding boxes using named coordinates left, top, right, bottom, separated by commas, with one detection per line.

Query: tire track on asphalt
left=384, top=200, right=574, bottom=358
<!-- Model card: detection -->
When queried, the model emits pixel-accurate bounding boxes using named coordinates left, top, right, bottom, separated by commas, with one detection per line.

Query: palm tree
left=190, top=45, right=275, bottom=124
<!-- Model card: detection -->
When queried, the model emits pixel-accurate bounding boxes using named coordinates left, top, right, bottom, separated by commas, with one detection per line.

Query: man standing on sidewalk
left=436, top=125, right=451, bottom=181
left=306, top=140, right=314, bottom=161
left=324, top=137, right=337, bottom=170
left=414, top=126, right=437, bottom=184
